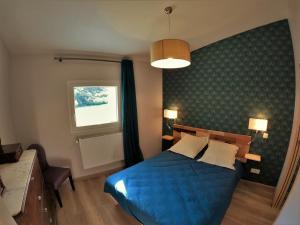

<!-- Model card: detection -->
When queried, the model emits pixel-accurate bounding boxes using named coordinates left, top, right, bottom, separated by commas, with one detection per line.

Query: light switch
left=263, top=132, right=269, bottom=139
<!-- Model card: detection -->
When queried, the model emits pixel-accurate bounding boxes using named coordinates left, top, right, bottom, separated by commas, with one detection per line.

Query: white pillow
left=198, top=140, right=239, bottom=170
left=170, top=133, right=208, bottom=158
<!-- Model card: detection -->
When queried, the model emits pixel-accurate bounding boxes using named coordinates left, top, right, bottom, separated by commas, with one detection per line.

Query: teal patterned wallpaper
left=163, top=20, right=295, bottom=186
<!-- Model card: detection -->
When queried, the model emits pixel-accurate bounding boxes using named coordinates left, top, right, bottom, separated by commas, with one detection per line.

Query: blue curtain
left=121, top=59, right=144, bottom=167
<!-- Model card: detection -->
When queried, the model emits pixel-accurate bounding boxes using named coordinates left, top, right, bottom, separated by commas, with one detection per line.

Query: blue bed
left=104, top=151, right=243, bottom=225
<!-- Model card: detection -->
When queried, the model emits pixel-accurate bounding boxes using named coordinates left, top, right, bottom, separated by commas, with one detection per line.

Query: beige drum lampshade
left=150, top=39, right=191, bottom=69
left=248, top=118, right=268, bottom=131
left=163, top=109, right=178, bottom=119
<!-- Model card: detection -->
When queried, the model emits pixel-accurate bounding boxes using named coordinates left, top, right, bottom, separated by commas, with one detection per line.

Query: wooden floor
left=222, top=180, right=279, bottom=225
left=57, top=175, right=279, bottom=225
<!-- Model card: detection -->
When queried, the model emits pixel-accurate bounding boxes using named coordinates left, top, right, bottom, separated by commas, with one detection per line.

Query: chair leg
left=54, top=190, right=63, bottom=208
left=69, top=175, right=75, bottom=191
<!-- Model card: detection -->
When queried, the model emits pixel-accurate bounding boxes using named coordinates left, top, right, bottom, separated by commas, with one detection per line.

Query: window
left=68, top=81, right=120, bottom=134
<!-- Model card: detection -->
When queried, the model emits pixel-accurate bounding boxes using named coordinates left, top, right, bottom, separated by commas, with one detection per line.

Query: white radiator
left=78, top=132, right=124, bottom=169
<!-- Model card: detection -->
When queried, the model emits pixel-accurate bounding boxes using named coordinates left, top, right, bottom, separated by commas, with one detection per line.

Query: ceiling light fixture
left=150, top=6, right=191, bottom=69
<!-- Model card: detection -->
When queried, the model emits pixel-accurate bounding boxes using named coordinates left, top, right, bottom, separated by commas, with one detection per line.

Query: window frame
left=67, top=80, right=121, bottom=135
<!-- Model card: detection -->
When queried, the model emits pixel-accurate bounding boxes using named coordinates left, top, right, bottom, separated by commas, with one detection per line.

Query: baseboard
left=75, top=165, right=124, bottom=181
left=240, top=178, right=275, bottom=190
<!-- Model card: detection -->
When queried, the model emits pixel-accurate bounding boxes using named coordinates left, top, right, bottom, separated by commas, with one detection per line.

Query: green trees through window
left=74, top=87, right=108, bottom=108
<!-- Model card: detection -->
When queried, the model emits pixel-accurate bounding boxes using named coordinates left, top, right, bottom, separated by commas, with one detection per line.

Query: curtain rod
left=54, top=56, right=121, bottom=63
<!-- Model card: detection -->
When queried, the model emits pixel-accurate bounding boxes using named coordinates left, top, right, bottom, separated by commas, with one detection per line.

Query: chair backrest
left=27, top=144, right=49, bottom=172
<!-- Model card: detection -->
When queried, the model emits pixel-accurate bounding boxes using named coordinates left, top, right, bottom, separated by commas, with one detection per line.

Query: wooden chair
left=27, top=144, right=75, bottom=208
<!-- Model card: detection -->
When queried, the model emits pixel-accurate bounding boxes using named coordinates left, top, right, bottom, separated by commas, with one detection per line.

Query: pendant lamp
left=150, top=7, right=191, bottom=69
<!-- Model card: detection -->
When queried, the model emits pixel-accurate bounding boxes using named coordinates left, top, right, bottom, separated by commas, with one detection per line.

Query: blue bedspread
left=104, top=151, right=243, bottom=225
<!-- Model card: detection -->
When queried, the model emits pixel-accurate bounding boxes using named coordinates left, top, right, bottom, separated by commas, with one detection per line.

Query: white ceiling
left=0, top=0, right=290, bottom=56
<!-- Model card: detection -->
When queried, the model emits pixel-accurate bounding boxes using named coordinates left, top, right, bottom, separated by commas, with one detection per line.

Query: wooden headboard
left=173, top=124, right=252, bottom=163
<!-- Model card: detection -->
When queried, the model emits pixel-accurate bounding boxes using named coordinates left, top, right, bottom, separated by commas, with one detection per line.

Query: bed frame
left=173, top=124, right=252, bottom=163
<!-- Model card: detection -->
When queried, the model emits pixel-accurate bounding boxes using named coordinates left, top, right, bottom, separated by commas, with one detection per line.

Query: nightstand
left=244, top=153, right=262, bottom=180
left=162, top=135, right=174, bottom=151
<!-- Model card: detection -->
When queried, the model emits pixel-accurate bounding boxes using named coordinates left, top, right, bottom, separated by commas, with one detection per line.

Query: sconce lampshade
left=164, top=109, right=178, bottom=119
left=150, top=39, right=191, bottom=69
left=248, top=118, right=268, bottom=131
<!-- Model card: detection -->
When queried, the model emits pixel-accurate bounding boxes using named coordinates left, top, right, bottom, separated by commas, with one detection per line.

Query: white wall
left=133, top=58, right=162, bottom=159
left=0, top=39, right=16, bottom=144
left=274, top=0, right=300, bottom=206
left=288, top=0, right=300, bottom=155
left=0, top=39, right=17, bottom=225
left=274, top=169, right=300, bottom=225
left=287, top=0, right=300, bottom=151
left=10, top=55, right=162, bottom=178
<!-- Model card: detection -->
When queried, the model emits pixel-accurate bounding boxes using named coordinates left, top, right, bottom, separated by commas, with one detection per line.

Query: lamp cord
left=168, top=13, right=171, bottom=34
left=248, top=130, right=259, bottom=145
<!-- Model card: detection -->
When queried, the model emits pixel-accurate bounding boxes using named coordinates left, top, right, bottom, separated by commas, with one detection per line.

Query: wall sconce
left=248, top=118, right=268, bottom=143
left=164, top=109, right=178, bottom=131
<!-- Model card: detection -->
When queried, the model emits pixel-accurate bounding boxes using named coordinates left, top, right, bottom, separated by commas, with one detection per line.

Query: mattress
left=104, top=151, right=243, bottom=225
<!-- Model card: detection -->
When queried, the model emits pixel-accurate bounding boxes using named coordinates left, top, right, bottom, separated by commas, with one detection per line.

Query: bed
left=104, top=125, right=251, bottom=225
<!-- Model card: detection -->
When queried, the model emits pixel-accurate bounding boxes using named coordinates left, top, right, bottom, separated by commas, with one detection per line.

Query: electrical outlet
left=263, top=132, right=269, bottom=139
left=250, top=168, right=261, bottom=174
